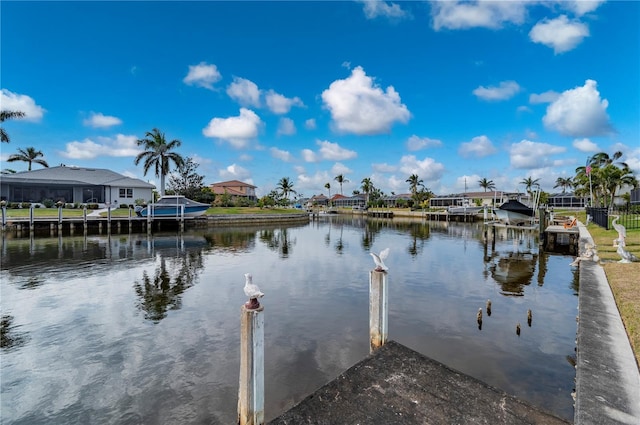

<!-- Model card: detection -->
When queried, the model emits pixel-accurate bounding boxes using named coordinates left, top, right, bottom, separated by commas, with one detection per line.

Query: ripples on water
left=0, top=217, right=578, bottom=423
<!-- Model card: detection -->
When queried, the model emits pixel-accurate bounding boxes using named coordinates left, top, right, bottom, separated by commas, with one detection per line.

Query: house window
left=119, top=188, right=133, bottom=198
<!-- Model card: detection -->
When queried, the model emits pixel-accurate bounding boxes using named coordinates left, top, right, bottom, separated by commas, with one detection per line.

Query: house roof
left=210, top=180, right=257, bottom=189
left=0, top=166, right=155, bottom=188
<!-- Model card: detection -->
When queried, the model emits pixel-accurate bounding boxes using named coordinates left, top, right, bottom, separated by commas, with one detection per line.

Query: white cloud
left=509, top=140, right=566, bottom=169
left=472, top=81, right=520, bottom=101
left=301, top=149, right=318, bottom=163
left=270, top=147, right=293, bottom=162
left=60, top=134, right=139, bottom=159
left=529, top=90, right=560, bottom=104
left=430, top=1, right=527, bottom=31
left=331, top=162, right=353, bottom=176
left=406, top=135, right=442, bottom=151
left=572, top=138, right=600, bottom=153
left=372, top=163, right=397, bottom=173
left=219, top=163, right=251, bottom=181
left=517, top=105, right=532, bottom=113
left=561, top=0, right=605, bottom=16
left=226, top=77, right=261, bottom=107
left=321, top=66, right=410, bottom=135
left=277, top=117, right=296, bottom=136
left=399, top=155, right=445, bottom=181
left=529, top=15, right=589, bottom=54
left=543, top=79, right=612, bottom=137
left=459, top=135, right=497, bottom=158
left=183, top=62, right=221, bottom=90
left=317, top=140, right=357, bottom=161
left=265, top=90, right=304, bottom=114
left=296, top=170, right=333, bottom=192
left=83, top=112, right=122, bottom=128
left=304, top=118, right=317, bottom=130
left=358, top=0, right=409, bottom=20
left=202, top=108, right=263, bottom=148
left=190, top=154, right=213, bottom=165
left=0, top=89, right=45, bottom=121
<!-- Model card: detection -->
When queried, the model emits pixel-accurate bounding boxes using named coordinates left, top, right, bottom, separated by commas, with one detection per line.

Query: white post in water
left=238, top=305, right=265, bottom=425
left=369, top=269, right=389, bottom=353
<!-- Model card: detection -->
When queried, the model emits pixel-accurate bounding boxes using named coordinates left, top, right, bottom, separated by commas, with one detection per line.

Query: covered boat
left=493, top=199, right=535, bottom=226
left=135, top=195, right=209, bottom=218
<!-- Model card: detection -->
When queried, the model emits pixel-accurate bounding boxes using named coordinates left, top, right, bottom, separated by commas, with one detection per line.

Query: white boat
left=493, top=200, right=535, bottom=226
left=448, top=200, right=483, bottom=215
left=135, top=195, right=210, bottom=218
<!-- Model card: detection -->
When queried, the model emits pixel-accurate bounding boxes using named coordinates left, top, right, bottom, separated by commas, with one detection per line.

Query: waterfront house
left=0, top=165, right=155, bottom=206
left=209, top=180, right=257, bottom=202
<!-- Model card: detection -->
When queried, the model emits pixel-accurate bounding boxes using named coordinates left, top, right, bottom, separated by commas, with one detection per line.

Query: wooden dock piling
left=369, top=270, right=389, bottom=353
left=238, top=305, right=265, bottom=425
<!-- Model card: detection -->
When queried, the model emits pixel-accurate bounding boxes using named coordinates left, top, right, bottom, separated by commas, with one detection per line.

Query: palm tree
left=135, top=128, right=185, bottom=196
left=361, top=177, right=373, bottom=206
left=334, top=174, right=349, bottom=195
left=554, top=177, right=574, bottom=193
left=277, top=177, right=296, bottom=202
left=478, top=178, right=495, bottom=192
left=324, top=182, right=331, bottom=198
left=7, top=147, right=49, bottom=171
left=406, top=174, right=423, bottom=197
left=589, top=151, right=628, bottom=169
left=0, top=111, right=25, bottom=143
left=520, top=176, right=540, bottom=199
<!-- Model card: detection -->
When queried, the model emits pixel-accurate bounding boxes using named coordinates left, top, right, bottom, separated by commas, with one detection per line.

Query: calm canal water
left=1, top=216, right=578, bottom=424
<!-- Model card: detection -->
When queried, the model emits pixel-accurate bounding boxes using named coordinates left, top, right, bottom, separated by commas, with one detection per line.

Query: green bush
left=42, top=199, right=55, bottom=208
left=119, top=204, right=129, bottom=209
left=20, top=202, right=32, bottom=209
left=8, top=202, right=20, bottom=209
left=65, top=203, right=75, bottom=209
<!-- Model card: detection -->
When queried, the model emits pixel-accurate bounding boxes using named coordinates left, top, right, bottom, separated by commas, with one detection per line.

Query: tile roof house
left=209, top=180, right=257, bottom=201
left=0, top=166, right=155, bottom=206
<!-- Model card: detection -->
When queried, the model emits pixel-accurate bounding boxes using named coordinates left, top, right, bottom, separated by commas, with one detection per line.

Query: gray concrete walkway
left=574, top=225, right=640, bottom=425
left=269, top=341, right=568, bottom=425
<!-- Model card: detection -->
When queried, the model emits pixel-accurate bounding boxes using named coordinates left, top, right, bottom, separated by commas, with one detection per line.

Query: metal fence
left=587, top=207, right=640, bottom=230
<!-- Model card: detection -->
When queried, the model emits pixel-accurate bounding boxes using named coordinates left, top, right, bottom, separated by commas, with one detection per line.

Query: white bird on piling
left=370, top=248, right=390, bottom=272
left=243, top=273, right=264, bottom=309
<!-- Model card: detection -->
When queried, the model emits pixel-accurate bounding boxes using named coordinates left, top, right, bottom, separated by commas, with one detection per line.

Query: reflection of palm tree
left=1, top=314, right=29, bottom=350
left=335, top=224, right=345, bottom=254
left=259, top=228, right=295, bottom=258
left=133, top=250, right=204, bottom=322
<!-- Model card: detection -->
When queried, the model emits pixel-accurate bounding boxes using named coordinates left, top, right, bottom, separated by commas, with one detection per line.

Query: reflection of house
left=430, top=191, right=516, bottom=209
left=547, top=192, right=587, bottom=208
left=0, top=166, right=155, bottom=205
left=209, top=180, right=257, bottom=201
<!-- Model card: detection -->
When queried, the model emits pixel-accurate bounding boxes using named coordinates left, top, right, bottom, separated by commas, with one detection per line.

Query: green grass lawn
left=557, top=209, right=640, bottom=366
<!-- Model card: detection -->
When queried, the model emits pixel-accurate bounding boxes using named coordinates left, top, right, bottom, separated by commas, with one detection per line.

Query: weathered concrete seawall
left=190, top=213, right=309, bottom=227
left=574, top=224, right=640, bottom=425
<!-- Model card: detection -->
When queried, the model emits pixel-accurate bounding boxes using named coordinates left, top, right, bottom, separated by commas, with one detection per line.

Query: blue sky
left=1, top=0, right=638, bottom=198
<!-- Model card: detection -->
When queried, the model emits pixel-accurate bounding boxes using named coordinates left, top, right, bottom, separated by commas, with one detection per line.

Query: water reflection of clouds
left=1, top=220, right=578, bottom=423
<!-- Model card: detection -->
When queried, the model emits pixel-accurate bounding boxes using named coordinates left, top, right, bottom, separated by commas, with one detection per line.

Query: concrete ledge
left=269, top=341, right=568, bottom=425
left=575, top=259, right=640, bottom=424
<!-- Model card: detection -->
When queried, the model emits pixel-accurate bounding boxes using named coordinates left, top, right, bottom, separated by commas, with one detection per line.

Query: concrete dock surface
left=269, top=341, right=568, bottom=425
